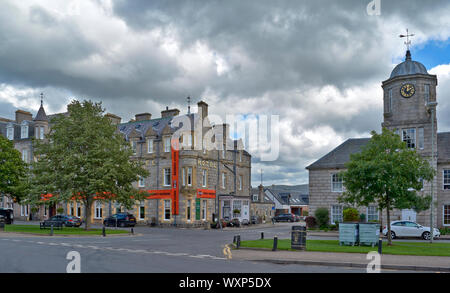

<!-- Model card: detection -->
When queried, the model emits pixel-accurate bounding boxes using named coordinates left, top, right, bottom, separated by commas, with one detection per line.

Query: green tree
left=343, top=207, right=359, bottom=222
left=315, top=207, right=329, bottom=229
left=338, top=128, right=435, bottom=245
left=0, top=135, right=29, bottom=203
left=29, top=100, right=148, bottom=229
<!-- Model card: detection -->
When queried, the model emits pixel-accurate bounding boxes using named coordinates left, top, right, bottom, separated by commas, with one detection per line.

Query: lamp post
left=427, top=101, right=437, bottom=244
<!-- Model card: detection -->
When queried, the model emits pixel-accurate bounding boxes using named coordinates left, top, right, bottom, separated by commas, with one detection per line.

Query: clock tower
left=382, top=49, right=438, bottom=158
left=381, top=49, right=438, bottom=225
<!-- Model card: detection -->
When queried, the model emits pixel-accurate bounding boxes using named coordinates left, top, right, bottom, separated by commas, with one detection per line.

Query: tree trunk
left=84, top=198, right=92, bottom=231
left=386, top=202, right=392, bottom=246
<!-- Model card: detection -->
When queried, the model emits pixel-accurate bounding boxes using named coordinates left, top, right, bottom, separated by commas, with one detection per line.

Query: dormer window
left=6, top=124, right=14, bottom=140
left=21, top=122, right=28, bottom=139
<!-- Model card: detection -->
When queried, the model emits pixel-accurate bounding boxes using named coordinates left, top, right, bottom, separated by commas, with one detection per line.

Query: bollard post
left=378, top=237, right=382, bottom=254
left=272, top=236, right=278, bottom=251
left=50, top=224, right=54, bottom=236
left=261, top=232, right=264, bottom=240
left=131, top=227, right=134, bottom=235
left=236, top=235, right=241, bottom=249
left=233, top=235, right=237, bottom=243
left=102, top=226, right=106, bottom=237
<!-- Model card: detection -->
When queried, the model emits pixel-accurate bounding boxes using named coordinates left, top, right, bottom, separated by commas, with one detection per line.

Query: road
left=0, top=222, right=434, bottom=273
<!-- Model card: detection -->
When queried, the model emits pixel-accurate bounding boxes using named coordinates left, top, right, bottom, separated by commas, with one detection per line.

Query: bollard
left=236, top=235, right=241, bottom=249
left=272, top=236, right=278, bottom=251
left=378, top=237, right=382, bottom=254
left=50, top=224, right=54, bottom=236
left=102, top=226, right=106, bottom=237
left=233, top=235, right=237, bottom=243
left=261, top=232, right=264, bottom=240
left=131, top=228, right=134, bottom=235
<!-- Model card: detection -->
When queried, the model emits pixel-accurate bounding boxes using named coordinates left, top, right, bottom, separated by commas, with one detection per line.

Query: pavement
left=232, top=247, right=450, bottom=272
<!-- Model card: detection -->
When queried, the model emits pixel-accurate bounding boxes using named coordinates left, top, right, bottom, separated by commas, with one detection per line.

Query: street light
left=427, top=101, right=437, bottom=244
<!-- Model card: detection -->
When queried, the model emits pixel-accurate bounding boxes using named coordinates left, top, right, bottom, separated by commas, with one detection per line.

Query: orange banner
left=197, top=189, right=216, bottom=199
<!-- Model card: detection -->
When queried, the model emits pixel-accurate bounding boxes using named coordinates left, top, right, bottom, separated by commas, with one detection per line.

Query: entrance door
left=401, top=209, right=417, bottom=222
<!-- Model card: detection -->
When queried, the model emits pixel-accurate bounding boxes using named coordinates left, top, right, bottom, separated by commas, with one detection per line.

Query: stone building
left=0, top=100, right=252, bottom=227
left=307, top=49, right=450, bottom=229
left=0, top=99, right=65, bottom=220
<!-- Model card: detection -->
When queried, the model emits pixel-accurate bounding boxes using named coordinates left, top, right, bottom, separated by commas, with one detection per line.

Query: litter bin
left=359, top=223, right=380, bottom=247
left=339, top=222, right=359, bottom=246
left=291, top=226, right=306, bottom=250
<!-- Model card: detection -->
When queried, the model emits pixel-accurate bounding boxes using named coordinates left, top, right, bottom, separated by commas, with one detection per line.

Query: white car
left=383, top=221, right=440, bottom=240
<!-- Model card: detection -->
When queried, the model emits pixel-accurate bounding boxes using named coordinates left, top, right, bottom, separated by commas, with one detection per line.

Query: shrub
left=305, top=216, right=317, bottom=228
left=343, top=207, right=359, bottom=222
left=302, top=210, right=309, bottom=217
left=440, top=227, right=450, bottom=235
left=359, top=213, right=366, bottom=222
left=315, top=208, right=329, bottom=228
left=57, top=207, right=64, bottom=214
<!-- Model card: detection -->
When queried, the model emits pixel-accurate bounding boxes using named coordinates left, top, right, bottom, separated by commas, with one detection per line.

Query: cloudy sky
left=1, top=0, right=450, bottom=186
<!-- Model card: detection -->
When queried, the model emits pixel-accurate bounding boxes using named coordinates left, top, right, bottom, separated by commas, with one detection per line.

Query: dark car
left=250, top=216, right=258, bottom=225
left=229, top=218, right=241, bottom=227
left=0, top=208, right=14, bottom=224
left=103, top=213, right=136, bottom=227
left=45, top=214, right=82, bottom=227
left=273, top=213, right=295, bottom=222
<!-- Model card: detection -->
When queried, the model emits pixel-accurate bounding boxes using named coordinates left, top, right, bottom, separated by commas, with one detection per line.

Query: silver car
left=383, top=221, right=441, bottom=240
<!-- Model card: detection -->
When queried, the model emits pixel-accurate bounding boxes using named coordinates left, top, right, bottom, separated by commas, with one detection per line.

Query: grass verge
left=239, top=239, right=450, bottom=257
left=3, top=224, right=129, bottom=235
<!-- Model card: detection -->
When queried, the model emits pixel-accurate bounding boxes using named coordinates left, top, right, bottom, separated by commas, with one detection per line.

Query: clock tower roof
left=390, top=50, right=429, bottom=79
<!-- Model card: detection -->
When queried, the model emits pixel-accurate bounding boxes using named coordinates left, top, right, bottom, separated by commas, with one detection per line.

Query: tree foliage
left=343, top=207, right=359, bottom=222
left=0, top=135, right=29, bottom=202
left=338, top=128, right=435, bottom=244
left=29, top=100, right=148, bottom=229
left=314, top=207, right=330, bottom=228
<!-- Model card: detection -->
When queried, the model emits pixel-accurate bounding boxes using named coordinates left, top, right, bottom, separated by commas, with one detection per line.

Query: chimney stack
left=105, top=113, right=122, bottom=125
left=258, top=184, right=265, bottom=203
left=135, top=113, right=152, bottom=121
left=15, top=110, right=33, bottom=124
left=197, top=101, right=208, bottom=121
left=161, top=108, right=180, bottom=118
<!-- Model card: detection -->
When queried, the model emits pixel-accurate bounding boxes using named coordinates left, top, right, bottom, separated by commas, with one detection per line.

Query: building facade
left=0, top=100, right=252, bottom=227
left=307, top=50, right=450, bottom=228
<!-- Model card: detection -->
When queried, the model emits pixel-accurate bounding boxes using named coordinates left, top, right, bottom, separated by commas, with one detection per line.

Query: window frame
left=164, top=200, right=171, bottom=221
left=6, top=125, right=14, bottom=140
left=367, top=206, right=378, bottom=222
left=402, top=128, right=416, bottom=149
left=418, top=127, right=424, bottom=150
left=164, top=168, right=171, bottom=186
left=164, top=137, right=171, bottom=153
left=444, top=169, right=450, bottom=190
left=94, top=202, right=103, bottom=219
left=202, top=169, right=207, bottom=188
left=331, top=205, right=343, bottom=224
left=139, top=201, right=145, bottom=220
left=187, top=167, right=192, bottom=186
left=138, top=176, right=145, bottom=187
left=443, top=205, right=450, bottom=227
left=21, top=122, right=28, bottom=139
left=331, top=173, right=343, bottom=193
left=147, top=138, right=154, bottom=153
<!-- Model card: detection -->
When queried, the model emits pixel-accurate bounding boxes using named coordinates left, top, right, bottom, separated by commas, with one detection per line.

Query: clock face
left=400, top=83, right=416, bottom=98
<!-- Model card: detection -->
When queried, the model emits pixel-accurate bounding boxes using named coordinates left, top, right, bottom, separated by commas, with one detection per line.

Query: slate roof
left=438, top=132, right=450, bottom=163
left=34, top=105, right=48, bottom=121
left=306, top=138, right=371, bottom=170
left=0, top=119, right=36, bottom=140
left=390, top=50, right=429, bottom=79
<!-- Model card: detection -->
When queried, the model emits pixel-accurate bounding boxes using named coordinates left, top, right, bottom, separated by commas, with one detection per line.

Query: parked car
left=250, top=216, right=258, bottom=225
left=0, top=208, right=14, bottom=224
left=241, top=218, right=249, bottom=225
left=44, top=214, right=82, bottom=227
left=103, top=213, right=136, bottom=227
left=382, top=221, right=441, bottom=240
left=229, top=218, right=241, bottom=227
left=273, top=213, right=295, bottom=222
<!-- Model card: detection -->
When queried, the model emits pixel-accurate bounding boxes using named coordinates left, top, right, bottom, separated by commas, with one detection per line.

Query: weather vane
left=40, top=92, right=44, bottom=107
left=399, top=29, right=415, bottom=51
left=187, top=96, right=191, bottom=114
